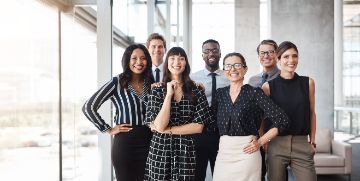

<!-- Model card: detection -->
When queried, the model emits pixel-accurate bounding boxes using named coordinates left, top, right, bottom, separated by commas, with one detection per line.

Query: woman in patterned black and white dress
left=144, top=47, right=212, bottom=181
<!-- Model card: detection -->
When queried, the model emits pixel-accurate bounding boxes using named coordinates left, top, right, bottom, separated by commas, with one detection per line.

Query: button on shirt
left=191, top=69, right=230, bottom=106
left=213, top=84, right=289, bottom=136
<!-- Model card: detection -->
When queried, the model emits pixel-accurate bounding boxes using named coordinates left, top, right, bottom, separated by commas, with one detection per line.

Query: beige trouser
left=267, top=135, right=317, bottom=181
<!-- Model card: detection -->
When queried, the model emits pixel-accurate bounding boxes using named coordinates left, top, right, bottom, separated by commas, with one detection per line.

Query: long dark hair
left=119, top=44, right=154, bottom=88
left=163, top=47, right=197, bottom=103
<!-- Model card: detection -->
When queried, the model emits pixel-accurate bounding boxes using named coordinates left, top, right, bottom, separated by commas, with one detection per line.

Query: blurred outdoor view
left=0, top=1, right=99, bottom=180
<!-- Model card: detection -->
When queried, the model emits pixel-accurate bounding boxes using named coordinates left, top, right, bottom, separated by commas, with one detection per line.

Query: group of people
left=82, top=33, right=317, bottom=181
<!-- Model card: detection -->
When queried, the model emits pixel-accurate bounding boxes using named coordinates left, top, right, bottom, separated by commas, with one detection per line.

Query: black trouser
left=193, top=129, right=220, bottom=181
left=260, top=147, right=266, bottom=181
left=111, top=125, right=152, bottom=181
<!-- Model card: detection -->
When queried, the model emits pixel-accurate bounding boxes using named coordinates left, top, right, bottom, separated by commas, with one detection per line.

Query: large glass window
left=113, top=44, right=125, bottom=75
left=61, top=8, right=99, bottom=180
left=113, top=0, right=148, bottom=43
left=336, top=2, right=360, bottom=136
left=191, top=0, right=234, bottom=72
left=0, top=1, right=60, bottom=180
left=343, top=3, right=360, bottom=107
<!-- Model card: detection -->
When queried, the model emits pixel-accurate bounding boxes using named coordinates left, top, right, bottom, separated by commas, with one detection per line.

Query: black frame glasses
left=223, top=63, right=245, bottom=71
left=259, top=50, right=275, bottom=57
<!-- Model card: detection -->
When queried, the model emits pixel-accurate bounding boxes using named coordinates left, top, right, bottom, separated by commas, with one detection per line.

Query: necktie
left=210, top=73, right=217, bottom=105
left=155, top=68, right=160, bottom=82
left=261, top=73, right=268, bottom=86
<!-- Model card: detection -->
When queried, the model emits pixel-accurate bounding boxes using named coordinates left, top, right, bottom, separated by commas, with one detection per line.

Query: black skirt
left=111, top=125, right=152, bottom=181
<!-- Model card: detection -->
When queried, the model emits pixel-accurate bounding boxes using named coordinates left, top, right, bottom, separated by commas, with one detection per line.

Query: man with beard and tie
left=191, top=39, right=230, bottom=181
left=248, top=39, right=281, bottom=181
left=146, top=33, right=166, bottom=82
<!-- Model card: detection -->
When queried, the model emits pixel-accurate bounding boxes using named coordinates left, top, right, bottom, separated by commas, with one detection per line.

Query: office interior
left=0, top=0, right=359, bottom=180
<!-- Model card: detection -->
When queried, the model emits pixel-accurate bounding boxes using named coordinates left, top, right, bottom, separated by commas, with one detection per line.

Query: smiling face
left=129, top=48, right=148, bottom=75
left=167, top=54, right=186, bottom=76
left=278, top=48, right=298, bottom=73
left=202, top=42, right=221, bottom=70
left=258, top=44, right=277, bottom=69
left=148, top=39, right=166, bottom=66
left=223, top=55, right=248, bottom=83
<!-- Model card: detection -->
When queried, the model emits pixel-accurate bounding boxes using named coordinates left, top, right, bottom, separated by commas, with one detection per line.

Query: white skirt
left=213, top=135, right=261, bottom=181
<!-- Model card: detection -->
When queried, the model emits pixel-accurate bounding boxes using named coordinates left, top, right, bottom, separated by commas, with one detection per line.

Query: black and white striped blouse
left=82, top=74, right=150, bottom=132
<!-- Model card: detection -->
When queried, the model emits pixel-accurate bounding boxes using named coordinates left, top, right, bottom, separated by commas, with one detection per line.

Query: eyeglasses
left=223, top=63, right=245, bottom=71
left=203, top=48, right=220, bottom=54
left=259, top=50, right=275, bottom=57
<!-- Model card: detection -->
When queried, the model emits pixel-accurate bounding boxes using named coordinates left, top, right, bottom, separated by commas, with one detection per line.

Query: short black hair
left=202, top=39, right=220, bottom=48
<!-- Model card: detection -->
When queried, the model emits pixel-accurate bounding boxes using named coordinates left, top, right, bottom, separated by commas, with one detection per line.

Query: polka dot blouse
left=213, top=84, right=289, bottom=136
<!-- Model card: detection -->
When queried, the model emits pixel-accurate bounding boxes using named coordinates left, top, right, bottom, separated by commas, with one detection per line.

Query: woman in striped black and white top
left=82, top=44, right=154, bottom=181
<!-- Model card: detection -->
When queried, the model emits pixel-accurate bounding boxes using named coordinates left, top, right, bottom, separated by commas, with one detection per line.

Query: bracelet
left=169, top=127, right=172, bottom=135
left=309, top=141, right=317, bottom=148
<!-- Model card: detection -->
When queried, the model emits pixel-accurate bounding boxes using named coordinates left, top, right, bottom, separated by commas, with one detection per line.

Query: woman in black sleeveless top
left=262, top=41, right=317, bottom=181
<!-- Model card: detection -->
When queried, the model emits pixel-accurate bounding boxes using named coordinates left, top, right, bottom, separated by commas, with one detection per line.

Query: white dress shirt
left=191, top=68, right=230, bottom=106
left=152, top=63, right=164, bottom=82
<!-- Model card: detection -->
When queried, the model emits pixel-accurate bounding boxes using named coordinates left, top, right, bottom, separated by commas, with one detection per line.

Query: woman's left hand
left=195, top=82, right=205, bottom=90
left=310, top=144, right=317, bottom=154
left=151, top=82, right=162, bottom=88
left=243, top=138, right=261, bottom=154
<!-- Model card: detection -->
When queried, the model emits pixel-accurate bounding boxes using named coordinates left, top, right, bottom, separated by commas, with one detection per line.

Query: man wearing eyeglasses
left=248, top=39, right=280, bottom=181
left=249, top=39, right=280, bottom=88
left=191, top=39, right=230, bottom=181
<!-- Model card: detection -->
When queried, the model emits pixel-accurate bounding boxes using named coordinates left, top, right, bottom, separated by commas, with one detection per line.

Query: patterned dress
left=144, top=85, right=212, bottom=181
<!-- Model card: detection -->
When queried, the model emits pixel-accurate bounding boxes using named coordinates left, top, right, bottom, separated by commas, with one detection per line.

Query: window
left=0, top=1, right=60, bottom=180
left=343, top=3, right=360, bottom=107
left=61, top=8, right=99, bottom=180
left=191, top=0, right=234, bottom=72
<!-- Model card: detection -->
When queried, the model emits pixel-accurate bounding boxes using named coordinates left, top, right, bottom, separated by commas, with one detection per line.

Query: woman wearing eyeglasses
left=212, top=52, right=289, bottom=181
left=262, top=41, right=317, bottom=181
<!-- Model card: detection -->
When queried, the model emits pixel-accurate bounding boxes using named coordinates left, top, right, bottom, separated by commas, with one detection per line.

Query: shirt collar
left=203, top=68, right=223, bottom=76
left=152, top=63, right=164, bottom=71
left=263, top=66, right=280, bottom=77
left=128, top=79, right=150, bottom=100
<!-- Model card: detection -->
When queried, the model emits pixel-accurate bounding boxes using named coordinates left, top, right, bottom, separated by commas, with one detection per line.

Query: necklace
left=133, top=83, right=142, bottom=90
left=130, top=81, right=143, bottom=93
